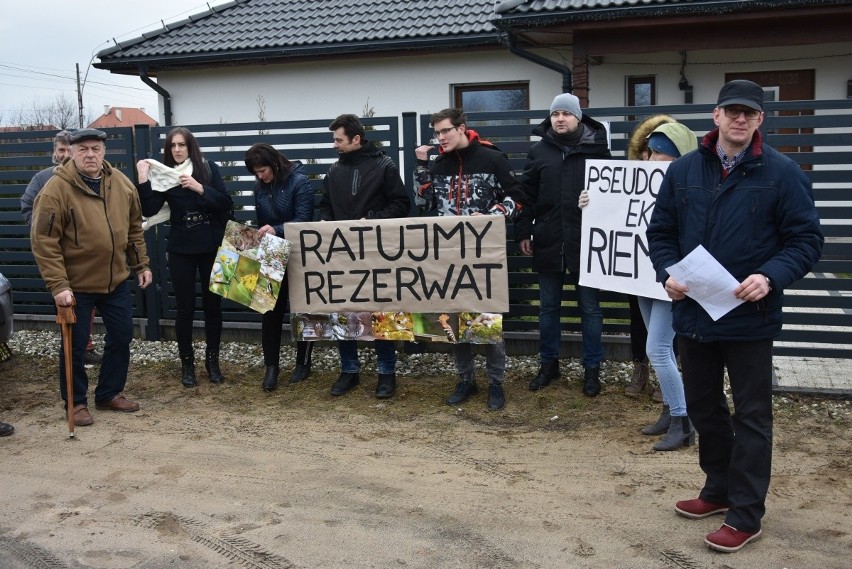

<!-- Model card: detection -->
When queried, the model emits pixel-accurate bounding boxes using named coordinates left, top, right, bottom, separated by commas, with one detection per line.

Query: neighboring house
left=88, top=106, right=158, bottom=129
left=494, top=0, right=852, bottom=107
left=95, top=0, right=852, bottom=130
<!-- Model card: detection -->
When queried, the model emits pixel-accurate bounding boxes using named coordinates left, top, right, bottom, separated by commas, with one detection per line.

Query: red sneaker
left=675, top=497, right=729, bottom=519
left=705, top=523, right=762, bottom=552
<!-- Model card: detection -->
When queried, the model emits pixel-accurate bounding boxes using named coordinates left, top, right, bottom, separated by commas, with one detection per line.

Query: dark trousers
left=262, top=282, right=289, bottom=367
left=628, top=295, right=647, bottom=362
left=678, top=336, right=774, bottom=533
left=168, top=251, right=222, bottom=356
left=59, top=280, right=133, bottom=406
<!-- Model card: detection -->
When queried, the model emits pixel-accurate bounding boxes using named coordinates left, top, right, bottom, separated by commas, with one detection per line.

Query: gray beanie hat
left=550, top=93, right=582, bottom=121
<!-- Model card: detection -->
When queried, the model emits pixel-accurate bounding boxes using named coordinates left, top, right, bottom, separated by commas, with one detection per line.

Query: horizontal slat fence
left=1, top=99, right=849, bottom=358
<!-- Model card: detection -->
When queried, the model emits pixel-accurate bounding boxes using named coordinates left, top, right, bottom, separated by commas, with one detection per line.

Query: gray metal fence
left=2, top=100, right=850, bottom=358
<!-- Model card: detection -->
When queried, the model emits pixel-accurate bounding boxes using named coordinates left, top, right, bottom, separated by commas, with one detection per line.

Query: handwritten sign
left=579, top=159, right=669, bottom=301
left=286, top=215, right=509, bottom=313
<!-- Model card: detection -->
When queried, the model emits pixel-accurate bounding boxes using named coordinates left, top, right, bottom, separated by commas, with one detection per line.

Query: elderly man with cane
left=31, top=128, right=152, bottom=429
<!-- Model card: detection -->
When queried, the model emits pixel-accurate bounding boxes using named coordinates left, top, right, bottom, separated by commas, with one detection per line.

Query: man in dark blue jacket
left=648, top=80, right=823, bottom=553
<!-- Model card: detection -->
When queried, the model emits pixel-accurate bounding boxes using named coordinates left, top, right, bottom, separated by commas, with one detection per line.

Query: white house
left=94, top=0, right=852, bottom=126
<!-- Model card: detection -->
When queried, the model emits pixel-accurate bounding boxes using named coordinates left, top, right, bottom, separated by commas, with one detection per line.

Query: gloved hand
left=578, top=189, right=590, bottom=208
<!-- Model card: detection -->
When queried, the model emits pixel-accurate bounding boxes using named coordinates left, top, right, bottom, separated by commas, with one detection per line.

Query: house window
left=627, top=76, right=656, bottom=107
left=453, top=82, right=529, bottom=112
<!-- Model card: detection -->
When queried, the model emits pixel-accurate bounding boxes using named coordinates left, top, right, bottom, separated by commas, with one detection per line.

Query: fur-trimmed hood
left=627, top=114, right=676, bottom=160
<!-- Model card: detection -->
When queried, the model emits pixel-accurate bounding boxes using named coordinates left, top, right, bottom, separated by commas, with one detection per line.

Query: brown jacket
left=31, top=159, right=149, bottom=295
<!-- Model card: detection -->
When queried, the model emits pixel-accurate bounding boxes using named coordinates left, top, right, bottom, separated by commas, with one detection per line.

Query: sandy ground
left=0, top=351, right=850, bottom=569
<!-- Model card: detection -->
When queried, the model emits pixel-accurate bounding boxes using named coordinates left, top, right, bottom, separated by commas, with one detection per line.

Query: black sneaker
left=446, top=380, right=478, bottom=405
left=331, top=372, right=360, bottom=396
left=487, top=383, right=505, bottom=411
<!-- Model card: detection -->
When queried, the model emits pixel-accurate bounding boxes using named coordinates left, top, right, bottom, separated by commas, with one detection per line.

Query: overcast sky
left=0, top=0, right=228, bottom=126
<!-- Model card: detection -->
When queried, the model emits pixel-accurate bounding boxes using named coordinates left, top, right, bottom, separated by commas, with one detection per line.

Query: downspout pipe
left=505, top=33, right=572, bottom=93
left=138, top=66, right=173, bottom=127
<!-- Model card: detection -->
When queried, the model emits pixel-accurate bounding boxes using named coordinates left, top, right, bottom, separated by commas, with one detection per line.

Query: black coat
left=515, top=116, right=611, bottom=276
left=318, top=143, right=409, bottom=221
left=136, top=160, right=233, bottom=255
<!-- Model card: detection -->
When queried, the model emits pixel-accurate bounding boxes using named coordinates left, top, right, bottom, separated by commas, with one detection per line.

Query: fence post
left=132, top=125, right=162, bottom=340
left=402, top=112, right=418, bottom=217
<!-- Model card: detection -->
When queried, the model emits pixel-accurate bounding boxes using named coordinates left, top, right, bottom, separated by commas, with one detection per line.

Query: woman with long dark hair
left=136, top=127, right=233, bottom=387
left=244, top=143, right=316, bottom=391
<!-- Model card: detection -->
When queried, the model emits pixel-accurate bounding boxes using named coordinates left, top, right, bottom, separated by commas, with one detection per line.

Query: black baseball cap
left=717, top=80, right=764, bottom=111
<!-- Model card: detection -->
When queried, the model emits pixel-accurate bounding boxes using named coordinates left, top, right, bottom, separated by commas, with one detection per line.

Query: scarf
left=142, top=159, right=194, bottom=230
left=549, top=125, right=584, bottom=150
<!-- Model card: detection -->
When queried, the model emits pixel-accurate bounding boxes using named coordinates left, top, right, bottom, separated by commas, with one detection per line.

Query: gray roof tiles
left=98, top=0, right=500, bottom=64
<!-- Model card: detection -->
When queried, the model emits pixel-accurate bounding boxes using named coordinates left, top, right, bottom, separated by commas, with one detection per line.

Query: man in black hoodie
left=516, top=93, right=612, bottom=397
left=318, top=114, right=410, bottom=399
left=414, top=108, right=526, bottom=411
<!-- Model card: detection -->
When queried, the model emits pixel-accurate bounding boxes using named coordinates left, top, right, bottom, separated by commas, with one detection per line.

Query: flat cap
left=69, top=128, right=107, bottom=144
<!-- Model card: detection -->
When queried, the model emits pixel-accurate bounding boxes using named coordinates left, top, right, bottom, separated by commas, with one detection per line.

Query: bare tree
left=256, top=95, right=269, bottom=135
left=8, top=94, right=86, bottom=130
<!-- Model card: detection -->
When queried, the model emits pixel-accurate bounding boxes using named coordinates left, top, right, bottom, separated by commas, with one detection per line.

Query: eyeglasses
left=433, top=126, right=458, bottom=138
left=723, top=107, right=761, bottom=120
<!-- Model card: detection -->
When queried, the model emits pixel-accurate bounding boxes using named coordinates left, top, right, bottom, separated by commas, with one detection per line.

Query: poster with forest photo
left=209, top=221, right=291, bottom=313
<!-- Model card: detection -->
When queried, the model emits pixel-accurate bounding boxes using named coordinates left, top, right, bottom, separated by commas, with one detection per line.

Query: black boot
left=205, top=349, right=224, bottom=384
left=262, top=365, right=280, bottom=392
left=582, top=367, right=601, bottom=397
left=180, top=353, right=197, bottom=388
left=375, top=373, right=396, bottom=399
left=487, top=383, right=505, bottom=411
left=446, top=377, right=478, bottom=405
left=528, top=360, right=560, bottom=391
left=641, top=405, right=671, bottom=435
left=331, top=372, right=360, bottom=396
left=289, top=341, right=313, bottom=384
left=653, top=415, right=695, bottom=451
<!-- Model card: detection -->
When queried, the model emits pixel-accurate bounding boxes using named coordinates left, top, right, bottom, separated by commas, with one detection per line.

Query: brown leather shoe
left=68, top=404, right=94, bottom=426
left=95, top=394, right=140, bottom=413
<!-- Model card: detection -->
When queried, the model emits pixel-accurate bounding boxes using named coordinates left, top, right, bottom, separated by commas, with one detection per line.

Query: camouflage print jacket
left=414, top=130, right=524, bottom=220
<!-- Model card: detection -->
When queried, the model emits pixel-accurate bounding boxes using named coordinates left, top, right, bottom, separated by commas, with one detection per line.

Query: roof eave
left=95, top=33, right=501, bottom=73
left=493, top=0, right=835, bottom=30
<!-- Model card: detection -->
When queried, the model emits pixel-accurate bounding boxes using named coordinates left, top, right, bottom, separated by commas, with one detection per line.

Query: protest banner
left=579, top=159, right=670, bottom=301
left=209, top=221, right=291, bottom=313
left=285, top=215, right=509, bottom=314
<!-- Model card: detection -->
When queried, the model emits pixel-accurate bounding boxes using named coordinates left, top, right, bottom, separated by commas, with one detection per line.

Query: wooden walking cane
left=56, top=300, right=77, bottom=438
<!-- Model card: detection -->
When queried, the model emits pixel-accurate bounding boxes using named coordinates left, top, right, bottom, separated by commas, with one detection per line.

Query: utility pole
left=76, top=63, right=84, bottom=128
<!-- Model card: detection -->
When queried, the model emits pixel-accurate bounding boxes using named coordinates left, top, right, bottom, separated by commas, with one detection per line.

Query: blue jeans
left=638, top=296, right=686, bottom=416
left=337, top=339, right=397, bottom=374
left=58, top=280, right=134, bottom=406
left=539, top=272, right=603, bottom=368
left=452, top=341, right=506, bottom=385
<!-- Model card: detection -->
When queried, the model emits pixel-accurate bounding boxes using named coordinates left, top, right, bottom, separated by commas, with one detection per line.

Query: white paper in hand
left=665, top=245, right=745, bottom=321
